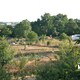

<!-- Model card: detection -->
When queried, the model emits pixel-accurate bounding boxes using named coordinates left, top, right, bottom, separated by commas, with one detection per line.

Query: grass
left=6, top=38, right=61, bottom=80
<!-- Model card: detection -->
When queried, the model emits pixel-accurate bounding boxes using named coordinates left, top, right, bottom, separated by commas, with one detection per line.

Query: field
left=8, top=39, right=61, bottom=80
left=12, top=38, right=60, bottom=61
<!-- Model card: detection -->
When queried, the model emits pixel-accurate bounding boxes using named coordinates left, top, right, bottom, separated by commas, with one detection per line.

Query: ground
left=8, top=39, right=60, bottom=80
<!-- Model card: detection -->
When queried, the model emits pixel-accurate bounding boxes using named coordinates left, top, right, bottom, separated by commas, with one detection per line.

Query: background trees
left=13, top=19, right=32, bottom=38
left=0, top=13, right=80, bottom=80
left=31, top=13, right=80, bottom=37
left=53, top=14, right=68, bottom=36
left=0, top=25, right=12, bottom=37
left=0, top=13, right=80, bottom=38
left=65, top=19, right=78, bottom=35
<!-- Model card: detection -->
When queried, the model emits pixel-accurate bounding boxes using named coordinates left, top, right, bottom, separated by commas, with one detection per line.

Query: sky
left=0, top=0, right=80, bottom=22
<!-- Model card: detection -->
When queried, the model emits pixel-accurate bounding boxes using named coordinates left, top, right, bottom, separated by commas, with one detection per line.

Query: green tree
left=31, top=13, right=68, bottom=37
left=36, top=40, right=80, bottom=80
left=31, top=19, right=42, bottom=36
left=41, top=34, right=46, bottom=42
left=6, top=25, right=14, bottom=37
left=58, top=40, right=80, bottom=79
left=27, top=31, right=38, bottom=44
left=40, top=13, right=54, bottom=35
left=1, top=27, right=12, bottom=37
left=0, top=37, right=15, bottom=80
left=31, top=13, right=54, bottom=36
left=74, top=19, right=80, bottom=34
left=65, top=19, right=78, bottom=35
left=53, top=14, right=68, bottom=36
left=59, top=33, right=69, bottom=40
left=13, top=19, right=31, bottom=38
left=0, top=25, right=12, bottom=37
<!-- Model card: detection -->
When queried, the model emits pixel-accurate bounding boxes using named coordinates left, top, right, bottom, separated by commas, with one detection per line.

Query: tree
left=31, top=13, right=54, bottom=36
left=40, top=34, right=46, bottom=42
left=74, top=19, right=80, bottom=34
left=0, top=66, right=11, bottom=80
left=27, top=31, right=38, bottom=44
left=0, top=25, right=12, bottom=37
left=65, top=19, right=78, bottom=35
left=36, top=40, right=80, bottom=80
left=40, top=13, right=54, bottom=35
left=31, top=13, right=68, bottom=37
left=0, top=27, right=12, bottom=37
left=59, top=33, right=69, bottom=40
left=53, top=14, right=68, bottom=36
left=6, top=25, right=14, bottom=37
left=13, top=19, right=31, bottom=38
left=31, top=19, right=42, bottom=36
left=58, top=40, right=80, bottom=79
left=0, top=37, right=15, bottom=80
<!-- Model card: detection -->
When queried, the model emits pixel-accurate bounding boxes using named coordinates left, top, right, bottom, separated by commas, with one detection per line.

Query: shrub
left=59, top=33, right=69, bottom=40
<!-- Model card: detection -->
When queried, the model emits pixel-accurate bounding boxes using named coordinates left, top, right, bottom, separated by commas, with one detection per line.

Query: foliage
left=36, top=63, right=60, bottom=80
left=32, top=13, right=54, bottom=36
left=40, top=34, right=46, bottom=42
left=0, top=66, right=11, bottom=80
left=0, top=25, right=12, bottom=37
left=58, top=40, right=80, bottom=79
left=31, top=13, right=80, bottom=37
left=15, top=56, right=28, bottom=80
left=27, top=31, right=38, bottom=44
left=47, top=41, right=51, bottom=46
left=36, top=40, right=80, bottom=80
left=0, top=37, right=14, bottom=66
left=76, top=38, right=80, bottom=44
left=0, top=13, right=80, bottom=38
left=65, top=19, right=78, bottom=35
left=13, top=19, right=31, bottom=38
left=0, top=37, right=15, bottom=80
left=59, top=33, right=69, bottom=40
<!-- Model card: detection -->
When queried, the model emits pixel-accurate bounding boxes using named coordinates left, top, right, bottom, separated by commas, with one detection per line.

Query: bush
left=59, top=33, right=69, bottom=40
left=27, top=31, right=38, bottom=44
left=0, top=37, right=15, bottom=80
left=47, top=41, right=51, bottom=46
left=35, top=40, right=80, bottom=80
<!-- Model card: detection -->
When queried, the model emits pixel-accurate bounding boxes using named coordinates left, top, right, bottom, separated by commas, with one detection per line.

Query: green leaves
left=0, top=25, right=12, bottom=37
left=13, top=19, right=31, bottom=38
left=36, top=40, right=80, bottom=80
left=0, top=38, right=14, bottom=66
left=27, top=31, right=38, bottom=44
left=0, top=38, right=15, bottom=80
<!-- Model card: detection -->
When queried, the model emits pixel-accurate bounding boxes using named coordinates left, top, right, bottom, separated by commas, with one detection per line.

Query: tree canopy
left=13, top=19, right=32, bottom=38
left=0, top=13, right=80, bottom=38
left=31, top=13, right=80, bottom=37
left=0, top=37, right=15, bottom=80
left=27, top=31, right=38, bottom=43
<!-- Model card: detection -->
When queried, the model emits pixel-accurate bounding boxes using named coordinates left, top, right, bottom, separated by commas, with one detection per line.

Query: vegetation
left=0, top=13, right=80, bottom=38
left=0, top=13, right=80, bottom=80
left=0, top=37, right=14, bottom=80
left=59, top=33, right=69, bottom=40
left=13, top=19, right=31, bottom=38
left=27, top=31, right=38, bottom=44
left=31, top=13, right=80, bottom=37
left=36, top=40, right=80, bottom=80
